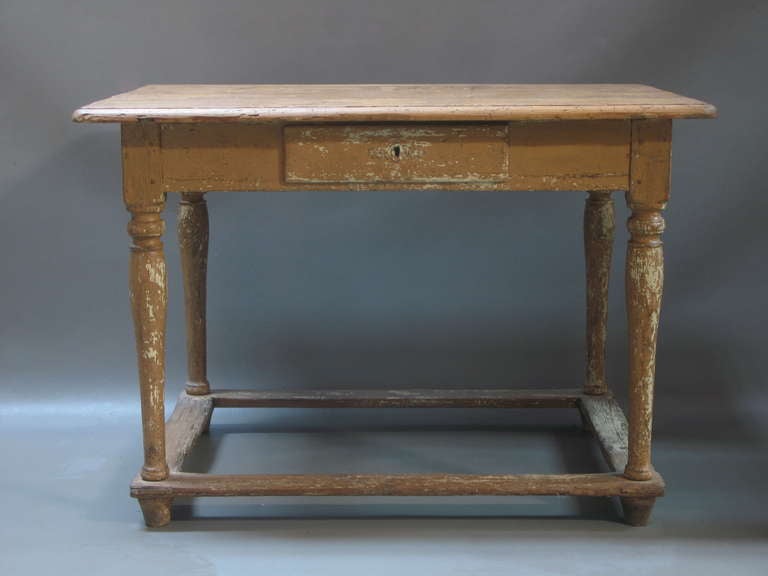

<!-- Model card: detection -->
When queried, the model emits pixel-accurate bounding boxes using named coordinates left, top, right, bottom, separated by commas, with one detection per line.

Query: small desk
left=74, top=84, right=716, bottom=527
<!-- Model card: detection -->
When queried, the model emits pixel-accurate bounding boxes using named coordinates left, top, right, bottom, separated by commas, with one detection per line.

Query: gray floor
left=1, top=390, right=766, bottom=576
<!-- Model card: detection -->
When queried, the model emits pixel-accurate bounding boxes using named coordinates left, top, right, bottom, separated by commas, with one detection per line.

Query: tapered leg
left=178, top=192, right=210, bottom=396
left=128, top=206, right=169, bottom=481
left=139, top=497, right=173, bottom=528
left=620, top=496, right=656, bottom=526
left=584, top=191, right=615, bottom=395
left=123, top=122, right=169, bottom=483
left=624, top=208, right=664, bottom=480
left=623, top=119, right=671, bottom=482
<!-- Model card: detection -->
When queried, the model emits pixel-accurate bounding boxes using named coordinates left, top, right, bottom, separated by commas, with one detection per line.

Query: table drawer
left=284, top=124, right=509, bottom=184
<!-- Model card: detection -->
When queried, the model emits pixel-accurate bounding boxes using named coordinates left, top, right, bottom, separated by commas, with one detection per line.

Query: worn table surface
left=73, top=84, right=716, bottom=123
left=72, top=83, right=715, bottom=527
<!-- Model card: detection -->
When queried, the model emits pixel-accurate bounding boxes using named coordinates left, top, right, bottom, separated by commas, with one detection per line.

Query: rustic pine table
left=74, top=84, right=715, bottom=527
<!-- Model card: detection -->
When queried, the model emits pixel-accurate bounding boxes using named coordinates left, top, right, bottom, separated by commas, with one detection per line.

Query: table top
left=73, top=84, right=716, bottom=123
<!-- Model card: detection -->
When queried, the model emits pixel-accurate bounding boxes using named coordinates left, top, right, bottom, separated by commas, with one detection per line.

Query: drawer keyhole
left=392, top=144, right=401, bottom=160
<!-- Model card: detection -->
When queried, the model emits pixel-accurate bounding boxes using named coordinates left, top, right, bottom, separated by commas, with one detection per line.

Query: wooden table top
left=73, top=84, right=716, bottom=123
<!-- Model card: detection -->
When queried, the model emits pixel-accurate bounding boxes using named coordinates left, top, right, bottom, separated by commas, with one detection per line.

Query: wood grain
left=177, top=193, right=210, bottom=395
left=160, top=121, right=630, bottom=192
left=138, top=497, right=173, bottom=528
left=584, top=191, right=615, bottom=395
left=121, top=122, right=164, bottom=208
left=211, top=388, right=582, bottom=408
left=507, top=121, right=630, bottom=191
left=284, top=124, right=509, bottom=184
left=86, top=85, right=710, bottom=526
left=623, top=119, right=671, bottom=481
left=74, top=84, right=717, bottom=122
left=123, top=122, right=168, bottom=482
left=578, top=396, right=629, bottom=472
left=620, top=496, right=657, bottom=526
left=131, top=471, right=665, bottom=498
left=165, top=392, right=214, bottom=472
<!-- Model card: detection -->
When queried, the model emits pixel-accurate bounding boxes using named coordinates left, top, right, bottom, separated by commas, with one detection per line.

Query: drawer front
left=284, top=124, right=509, bottom=184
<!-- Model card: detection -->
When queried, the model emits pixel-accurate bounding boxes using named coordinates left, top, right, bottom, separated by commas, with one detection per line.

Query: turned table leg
left=128, top=206, right=169, bottom=483
left=620, top=120, right=672, bottom=527
left=584, top=191, right=615, bottom=396
left=624, top=205, right=664, bottom=483
left=178, top=192, right=210, bottom=396
left=123, top=123, right=172, bottom=526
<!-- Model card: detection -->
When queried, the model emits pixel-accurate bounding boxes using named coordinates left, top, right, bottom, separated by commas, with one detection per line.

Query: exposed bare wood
left=177, top=193, right=210, bottom=395
left=578, top=396, right=628, bottom=472
left=584, top=191, right=615, bottom=395
left=284, top=124, right=509, bottom=184
left=75, top=85, right=714, bottom=526
left=160, top=121, right=630, bottom=192
left=623, top=119, right=671, bottom=483
left=165, top=392, right=214, bottom=472
left=211, top=388, right=582, bottom=409
left=74, top=84, right=717, bottom=123
left=131, top=471, right=665, bottom=498
left=124, top=122, right=168, bottom=482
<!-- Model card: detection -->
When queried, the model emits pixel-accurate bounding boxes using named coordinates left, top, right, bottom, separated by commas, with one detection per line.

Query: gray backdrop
left=1, top=1, right=766, bottom=574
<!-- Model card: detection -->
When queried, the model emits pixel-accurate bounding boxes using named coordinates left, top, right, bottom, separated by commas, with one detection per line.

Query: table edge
left=72, top=104, right=717, bottom=123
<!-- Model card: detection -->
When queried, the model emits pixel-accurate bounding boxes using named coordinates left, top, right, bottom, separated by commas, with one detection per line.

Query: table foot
left=620, top=496, right=656, bottom=526
left=138, top=497, right=173, bottom=528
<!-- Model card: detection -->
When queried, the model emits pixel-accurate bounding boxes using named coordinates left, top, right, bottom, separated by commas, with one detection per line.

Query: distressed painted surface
left=131, top=386, right=664, bottom=526
left=212, top=388, right=583, bottom=408
left=625, top=210, right=665, bottom=481
left=584, top=191, right=615, bottom=395
left=161, top=124, right=280, bottom=191
left=137, top=497, right=173, bottom=528
left=132, top=471, right=665, bottom=499
left=124, top=121, right=170, bottom=484
left=177, top=193, right=210, bottom=395
left=160, top=121, right=632, bottom=192
left=111, top=105, right=689, bottom=527
left=578, top=396, right=628, bottom=472
left=122, top=123, right=164, bottom=208
left=284, top=124, right=509, bottom=184
left=620, top=496, right=658, bottom=526
left=508, top=120, right=630, bottom=190
left=623, top=119, right=671, bottom=483
left=165, top=392, right=214, bottom=472
left=627, top=120, right=672, bottom=210
left=128, top=206, right=169, bottom=482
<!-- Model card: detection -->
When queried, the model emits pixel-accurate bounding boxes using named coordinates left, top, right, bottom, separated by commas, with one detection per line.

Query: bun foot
left=620, top=496, right=656, bottom=526
left=139, top=497, right=173, bottom=527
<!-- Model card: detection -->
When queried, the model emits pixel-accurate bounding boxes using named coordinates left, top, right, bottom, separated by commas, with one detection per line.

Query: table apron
left=156, top=120, right=632, bottom=193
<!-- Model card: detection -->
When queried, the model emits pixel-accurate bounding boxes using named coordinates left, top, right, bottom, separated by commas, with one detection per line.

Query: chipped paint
left=128, top=208, right=169, bottom=481
left=624, top=208, right=665, bottom=481
left=159, top=121, right=630, bottom=192
left=144, top=261, right=166, bottom=285
left=285, top=124, right=509, bottom=184
left=584, top=192, right=615, bottom=395
left=143, top=347, right=159, bottom=361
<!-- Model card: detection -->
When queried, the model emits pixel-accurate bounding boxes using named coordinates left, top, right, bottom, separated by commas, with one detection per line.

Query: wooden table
left=74, top=84, right=716, bottom=527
